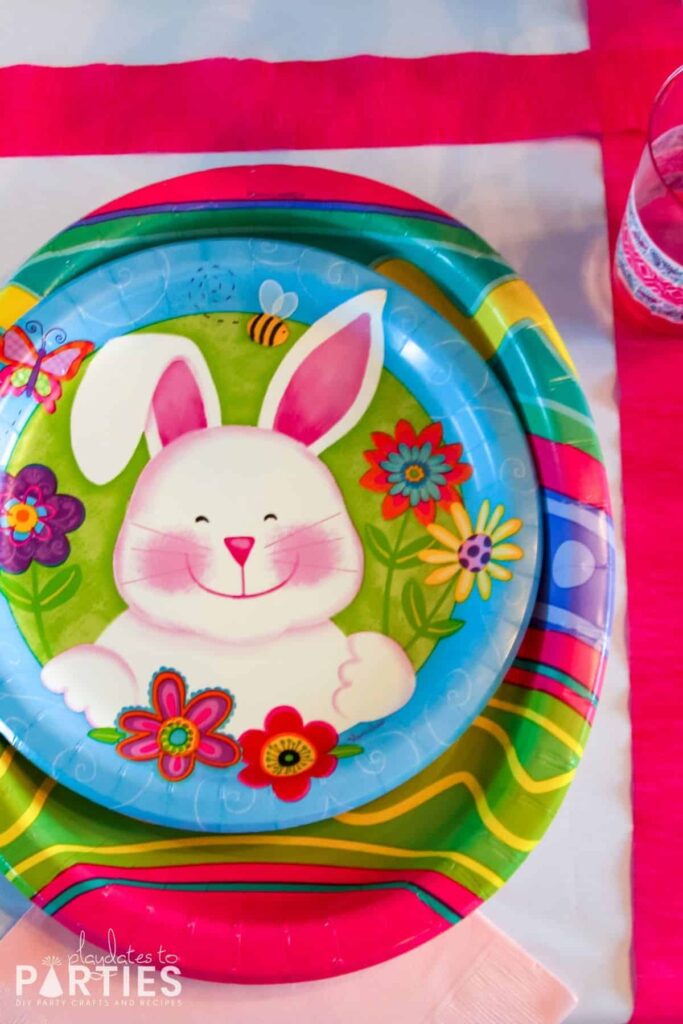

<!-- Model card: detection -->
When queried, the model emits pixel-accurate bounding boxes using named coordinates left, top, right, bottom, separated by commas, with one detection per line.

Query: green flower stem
left=404, top=583, right=455, bottom=653
left=30, top=563, right=52, bottom=663
left=380, top=515, right=408, bottom=635
left=89, top=727, right=126, bottom=744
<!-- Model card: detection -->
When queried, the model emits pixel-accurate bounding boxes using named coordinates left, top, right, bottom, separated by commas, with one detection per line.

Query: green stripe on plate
left=519, top=399, right=602, bottom=457
left=42, top=877, right=461, bottom=924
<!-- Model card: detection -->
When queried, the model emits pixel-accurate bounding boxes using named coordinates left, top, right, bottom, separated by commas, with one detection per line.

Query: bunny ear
left=258, top=289, right=386, bottom=453
left=71, top=333, right=221, bottom=484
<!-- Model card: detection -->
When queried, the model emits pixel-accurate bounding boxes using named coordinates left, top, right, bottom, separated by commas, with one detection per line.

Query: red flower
left=117, top=669, right=240, bottom=782
left=238, top=706, right=339, bottom=802
left=360, top=419, right=472, bottom=525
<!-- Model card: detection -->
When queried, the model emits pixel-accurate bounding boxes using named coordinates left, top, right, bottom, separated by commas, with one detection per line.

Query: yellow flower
left=419, top=500, right=523, bottom=603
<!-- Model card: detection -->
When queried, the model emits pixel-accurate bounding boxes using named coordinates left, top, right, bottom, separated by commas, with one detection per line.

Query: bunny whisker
left=270, top=536, right=345, bottom=555
left=119, top=567, right=190, bottom=586
left=297, top=564, right=360, bottom=575
left=264, top=512, right=343, bottom=548
left=129, top=546, right=196, bottom=558
left=129, top=521, right=212, bottom=551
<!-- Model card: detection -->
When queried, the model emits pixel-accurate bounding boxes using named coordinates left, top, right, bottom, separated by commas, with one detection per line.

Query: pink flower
left=117, top=669, right=240, bottom=782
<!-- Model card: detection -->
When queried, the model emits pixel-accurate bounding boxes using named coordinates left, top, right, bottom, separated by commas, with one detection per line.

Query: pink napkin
left=0, top=906, right=576, bottom=1023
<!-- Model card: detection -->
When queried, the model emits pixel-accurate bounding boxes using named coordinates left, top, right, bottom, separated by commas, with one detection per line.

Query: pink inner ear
left=273, top=314, right=371, bottom=447
left=152, top=359, right=208, bottom=447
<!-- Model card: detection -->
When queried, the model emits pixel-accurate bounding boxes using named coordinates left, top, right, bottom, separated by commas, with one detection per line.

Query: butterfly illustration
left=0, top=321, right=94, bottom=414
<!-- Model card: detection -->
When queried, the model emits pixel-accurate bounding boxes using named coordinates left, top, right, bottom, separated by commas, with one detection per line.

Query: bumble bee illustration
left=247, top=280, right=300, bottom=348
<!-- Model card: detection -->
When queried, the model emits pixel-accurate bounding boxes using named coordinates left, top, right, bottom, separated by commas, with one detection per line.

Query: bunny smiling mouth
left=186, top=556, right=299, bottom=599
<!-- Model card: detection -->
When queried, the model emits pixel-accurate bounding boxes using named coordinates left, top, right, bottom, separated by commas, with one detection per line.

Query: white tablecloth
left=1, top=0, right=588, bottom=62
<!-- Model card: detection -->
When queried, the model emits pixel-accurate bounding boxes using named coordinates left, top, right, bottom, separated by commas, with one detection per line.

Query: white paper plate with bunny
left=0, top=238, right=541, bottom=832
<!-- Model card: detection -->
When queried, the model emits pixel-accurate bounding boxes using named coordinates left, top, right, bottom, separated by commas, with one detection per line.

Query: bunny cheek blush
left=41, top=290, right=416, bottom=736
left=269, top=522, right=350, bottom=589
left=115, top=527, right=207, bottom=596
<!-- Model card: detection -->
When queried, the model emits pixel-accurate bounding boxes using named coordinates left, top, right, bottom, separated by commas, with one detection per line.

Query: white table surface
left=0, top=4, right=633, bottom=1021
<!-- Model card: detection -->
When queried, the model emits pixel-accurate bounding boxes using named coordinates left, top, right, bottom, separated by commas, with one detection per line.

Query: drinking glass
left=614, top=65, right=683, bottom=332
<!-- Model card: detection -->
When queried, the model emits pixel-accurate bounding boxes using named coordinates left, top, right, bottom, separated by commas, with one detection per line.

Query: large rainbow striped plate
left=0, top=166, right=614, bottom=982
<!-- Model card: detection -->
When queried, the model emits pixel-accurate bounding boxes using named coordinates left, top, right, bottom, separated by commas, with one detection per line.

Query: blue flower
left=360, top=419, right=472, bottom=525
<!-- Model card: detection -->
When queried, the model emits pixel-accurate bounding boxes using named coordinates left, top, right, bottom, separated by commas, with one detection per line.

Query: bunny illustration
left=41, top=290, right=416, bottom=736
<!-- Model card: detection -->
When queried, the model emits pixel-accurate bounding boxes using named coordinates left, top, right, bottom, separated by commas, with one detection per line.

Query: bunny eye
left=263, top=513, right=278, bottom=522
left=195, top=515, right=209, bottom=524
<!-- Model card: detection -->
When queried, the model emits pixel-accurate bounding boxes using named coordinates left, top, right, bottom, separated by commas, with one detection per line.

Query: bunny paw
left=334, top=631, right=416, bottom=726
left=41, top=644, right=139, bottom=728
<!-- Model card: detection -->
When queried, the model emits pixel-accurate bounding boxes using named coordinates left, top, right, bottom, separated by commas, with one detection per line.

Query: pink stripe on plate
left=517, top=626, right=602, bottom=694
left=529, top=435, right=612, bottom=512
left=51, top=883, right=452, bottom=983
left=505, top=667, right=596, bottom=724
left=89, top=163, right=445, bottom=217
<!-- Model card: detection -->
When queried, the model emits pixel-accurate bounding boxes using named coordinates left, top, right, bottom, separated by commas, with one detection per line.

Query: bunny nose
left=224, top=536, right=255, bottom=566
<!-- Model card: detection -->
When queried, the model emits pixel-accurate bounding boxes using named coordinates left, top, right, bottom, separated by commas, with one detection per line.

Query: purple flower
left=0, top=464, right=85, bottom=574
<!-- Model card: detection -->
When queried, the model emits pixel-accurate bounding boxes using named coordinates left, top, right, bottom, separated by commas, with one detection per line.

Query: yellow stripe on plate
left=0, top=284, right=40, bottom=330
left=0, top=777, right=55, bottom=847
left=0, top=747, right=15, bottom=782
left=6, top=833, right=504, bottom=893
left=479, top=279, right=577, bottom=374
left=488, top=699, right=584, bottom=758
left=472, top=717, right=575, bottom=794
left=337, top=771, right=538, bottom=852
